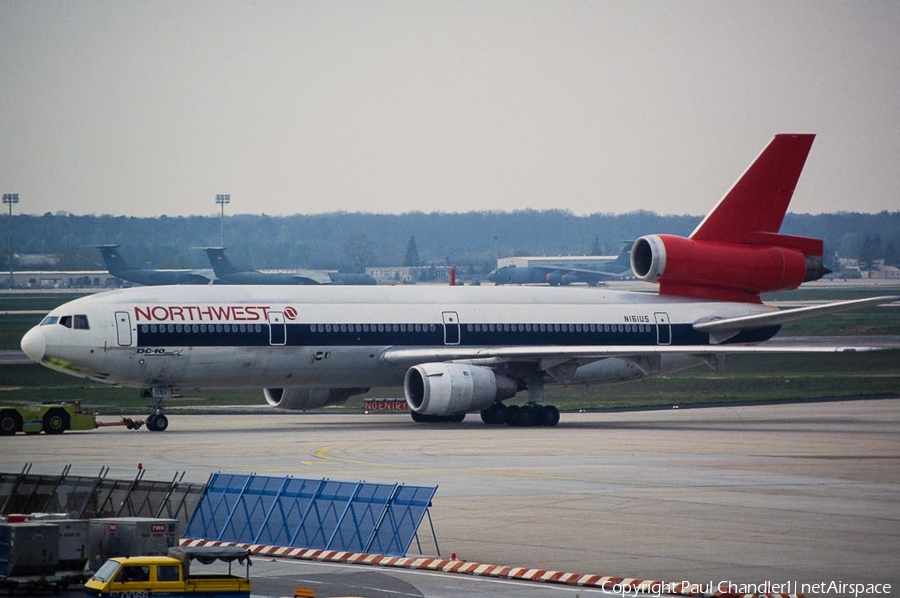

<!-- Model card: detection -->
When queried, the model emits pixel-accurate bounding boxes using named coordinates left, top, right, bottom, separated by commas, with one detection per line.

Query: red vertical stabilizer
left=631, top=134, right=828, bottom=302
left=691, top=134, right=815, bottom=243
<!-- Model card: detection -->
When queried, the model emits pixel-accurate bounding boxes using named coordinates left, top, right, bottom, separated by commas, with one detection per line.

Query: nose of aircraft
left=20, top=327, right=46, bottom=363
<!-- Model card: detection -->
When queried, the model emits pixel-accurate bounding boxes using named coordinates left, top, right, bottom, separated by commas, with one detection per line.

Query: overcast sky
left=1, top=1, right=898, bottom=218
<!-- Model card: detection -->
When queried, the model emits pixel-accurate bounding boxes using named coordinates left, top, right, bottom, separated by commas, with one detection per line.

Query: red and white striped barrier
left=180, top=539, right=804, bottom=598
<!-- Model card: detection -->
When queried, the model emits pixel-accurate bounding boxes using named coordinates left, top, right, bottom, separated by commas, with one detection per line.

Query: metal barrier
left=183, top=473, right=439, bottom=557
left=0, top=464, right=204, bottom=536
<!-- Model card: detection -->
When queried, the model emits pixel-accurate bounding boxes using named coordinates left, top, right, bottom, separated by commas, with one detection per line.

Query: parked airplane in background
left=96, top=245, right=212, bottom=286
left=203, top=247, right=377, bottom=285
left=22, top=135, right=897, bottom=432
left=487, top=243, right=632, bottom=286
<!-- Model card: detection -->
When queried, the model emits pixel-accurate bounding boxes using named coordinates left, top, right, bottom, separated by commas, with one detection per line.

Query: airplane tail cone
left=804, top=257, right=831, bottom=282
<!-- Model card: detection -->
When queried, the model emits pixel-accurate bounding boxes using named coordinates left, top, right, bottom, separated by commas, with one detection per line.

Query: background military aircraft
left=203, top=247, right=377, bottom=285
left=487, top=242, right=632, bottom=286
left=96, top=245, right=212, bottom=286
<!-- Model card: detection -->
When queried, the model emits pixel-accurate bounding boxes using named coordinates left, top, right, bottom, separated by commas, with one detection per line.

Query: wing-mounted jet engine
left=264, top=387, right=369, bottom=410
left=403, top=363, right=518, bottom=422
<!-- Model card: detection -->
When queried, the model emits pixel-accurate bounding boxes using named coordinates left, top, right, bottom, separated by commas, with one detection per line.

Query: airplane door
left=442, top=311, right=460, bottom=345
left=654, top=312, right=671, bottom=346
left=268, top=311, right=286, bottom=346
left=115, top=311, right=132, bottom=346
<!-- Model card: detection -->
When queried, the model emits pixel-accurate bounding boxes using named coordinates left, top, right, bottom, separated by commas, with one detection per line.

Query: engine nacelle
left=404, top=363, right=518, bottom=416
left=631, top=234, right=825, bottom=301
left=264, top=387, right=368, bottom=411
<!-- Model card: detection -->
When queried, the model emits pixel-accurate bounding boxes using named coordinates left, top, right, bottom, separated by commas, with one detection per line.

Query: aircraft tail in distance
left=95, top=244, right=129, bottom=274
left=631, top=134, right=828, bottom=302
left=203, top=247, right=242, bottom=277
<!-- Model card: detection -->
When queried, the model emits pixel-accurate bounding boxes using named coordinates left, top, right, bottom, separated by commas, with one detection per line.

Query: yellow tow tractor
left=85, top=546, right=252, bottom=597
left=0, top=400, right=145, bottom=435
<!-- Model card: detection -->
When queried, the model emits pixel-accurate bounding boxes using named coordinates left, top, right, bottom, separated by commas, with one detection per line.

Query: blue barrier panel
left=254, top=477, right=320, bottom=546
left=369, top=484, right=437, bottom=556
left=328, top=482, right=396, bottom=552
left=187, top=472, right=250, bottom=542
left=183, top=473, right=438, bottom=557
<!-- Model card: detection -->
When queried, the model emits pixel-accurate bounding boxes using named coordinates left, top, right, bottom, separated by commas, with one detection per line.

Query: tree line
left=3, top=209, right=899, bottom=276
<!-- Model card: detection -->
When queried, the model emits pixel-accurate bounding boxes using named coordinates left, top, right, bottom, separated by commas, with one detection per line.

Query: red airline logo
left=134, top=305, right=297, bottom=323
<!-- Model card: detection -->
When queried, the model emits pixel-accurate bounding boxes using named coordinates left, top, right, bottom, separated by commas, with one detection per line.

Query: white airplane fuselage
left=20, top=284, right=774, bottom=391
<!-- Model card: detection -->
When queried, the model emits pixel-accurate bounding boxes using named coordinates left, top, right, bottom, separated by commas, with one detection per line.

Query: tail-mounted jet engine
left=264, top=387, right=369, bottom=410
left=404, top=363, right=518, bottom=417
left=631, top=234, right=828, bottom=301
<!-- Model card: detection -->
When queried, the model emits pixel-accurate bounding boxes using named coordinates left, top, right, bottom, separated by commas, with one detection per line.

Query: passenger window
left=74, top=315, right=90, bottom=329
left=157, top=565, right=180, bottom=582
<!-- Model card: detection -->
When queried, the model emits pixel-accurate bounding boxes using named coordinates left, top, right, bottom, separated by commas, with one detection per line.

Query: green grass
left=0, top=314, right=44, bottom=351
left=0, top=292, right=92, bottom=312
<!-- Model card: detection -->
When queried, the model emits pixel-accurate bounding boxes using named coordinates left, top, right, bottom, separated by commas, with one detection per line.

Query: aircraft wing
left=552, top=269, right=626, bottom=285
left=558, top=265, right=628, bottom=277
left=537, top=265, right=627, bottom=281
left=292, top=272, right=328, bottom=285
left=381, top=341, right=892, bottom=368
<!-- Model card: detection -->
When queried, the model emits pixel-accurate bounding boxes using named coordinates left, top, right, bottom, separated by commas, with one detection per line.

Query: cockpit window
left=56, top=315, right=89, bottom=330
left=40, top=316, right=59, bottom=326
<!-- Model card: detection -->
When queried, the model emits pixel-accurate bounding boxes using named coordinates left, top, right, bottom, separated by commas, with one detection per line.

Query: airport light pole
left=215, top=194, right=230, bottom=247
left=3, top=193, right=20, bottom=288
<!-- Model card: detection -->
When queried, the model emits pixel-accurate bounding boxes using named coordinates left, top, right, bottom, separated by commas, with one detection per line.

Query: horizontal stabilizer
left=693, top=295, right=900, bottom=335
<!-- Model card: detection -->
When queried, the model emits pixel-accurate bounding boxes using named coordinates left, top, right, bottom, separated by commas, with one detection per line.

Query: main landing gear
left=481, top=402, right=560, bottom=427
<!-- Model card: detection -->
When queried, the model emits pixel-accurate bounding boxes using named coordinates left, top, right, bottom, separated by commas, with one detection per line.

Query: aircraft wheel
left=516, top=405, right=537, bottom=427
left=505, top=405, right=520, bottom=426
left=0, top=410, right=22, bottom=435
left=43, top=408, right=70, bottom=434
left=481, top=403, right=508, bottom=425
left=447, top=413, right=465, bottom=423
left=539, top=405, right=560, bottom=427
left=148, top=414, right=169, bottom=432
left=410, top=411, right=426, bottom=423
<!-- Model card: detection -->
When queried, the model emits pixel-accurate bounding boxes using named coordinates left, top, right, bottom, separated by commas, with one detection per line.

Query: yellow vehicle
left=84, top=546, right=251, bottom=597
left=0, top=400, right=143, bottom=435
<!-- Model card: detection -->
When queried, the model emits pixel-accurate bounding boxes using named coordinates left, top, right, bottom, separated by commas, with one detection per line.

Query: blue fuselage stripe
left=136, top=322, right=727, bottom=347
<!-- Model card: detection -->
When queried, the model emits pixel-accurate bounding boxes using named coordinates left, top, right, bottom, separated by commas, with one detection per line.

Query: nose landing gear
left=140, top=386, right=176, bottom=432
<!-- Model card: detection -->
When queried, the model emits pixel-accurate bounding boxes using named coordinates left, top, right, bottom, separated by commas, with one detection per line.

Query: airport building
left=4, top=270, right=119, bottom=289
